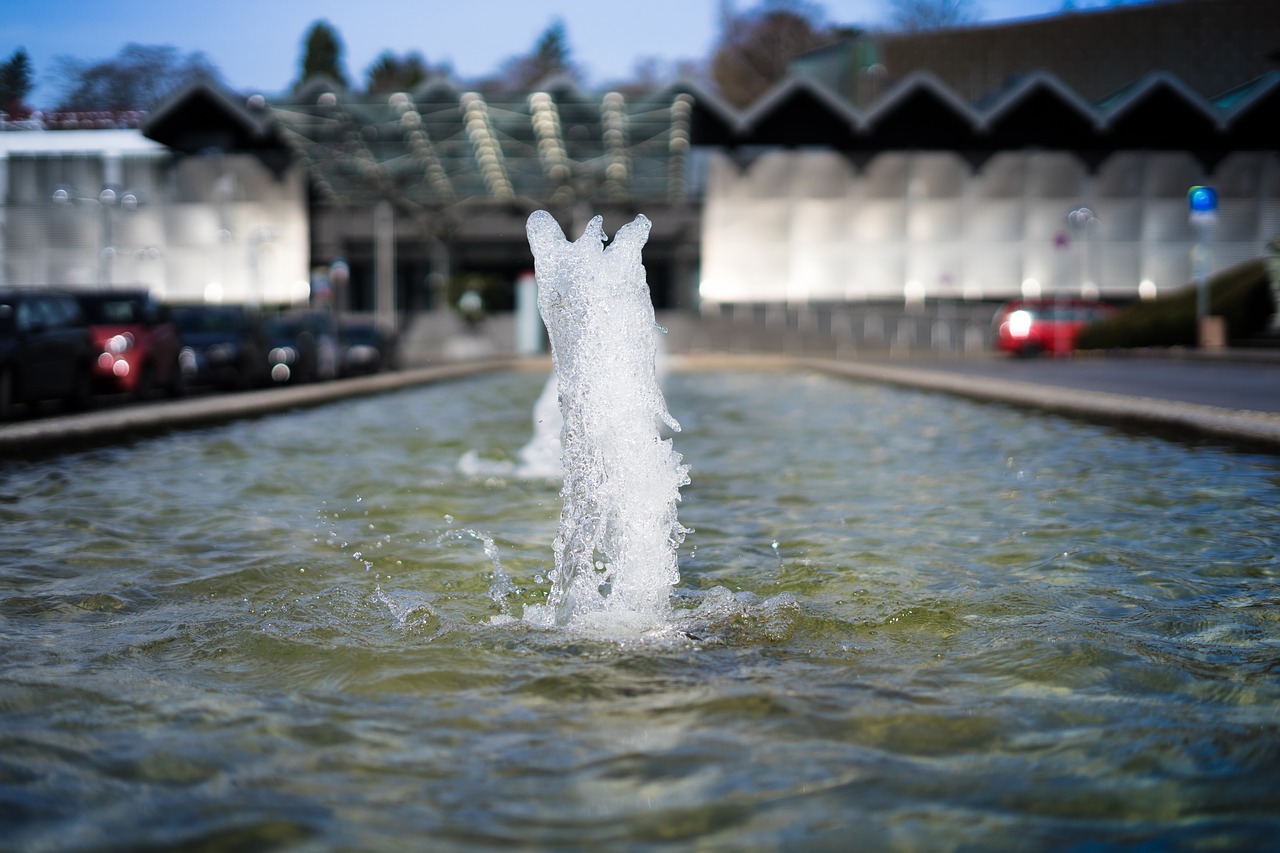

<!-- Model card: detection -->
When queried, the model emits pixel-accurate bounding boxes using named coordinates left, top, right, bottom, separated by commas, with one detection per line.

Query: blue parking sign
left=1188, top=186, right=1218, bottom=223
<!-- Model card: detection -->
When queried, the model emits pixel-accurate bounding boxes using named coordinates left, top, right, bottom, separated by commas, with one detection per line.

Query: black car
left=170, top=303, right=270, bottom=391
left=338, top=317, right=398, bottom=376
left=0, top=288, right=95, bottom=419
left=264, top=310, right=339, bottom=384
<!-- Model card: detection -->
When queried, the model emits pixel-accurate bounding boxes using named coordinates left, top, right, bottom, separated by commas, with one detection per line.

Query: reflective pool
left=2, top=369, right=1278, bottom=850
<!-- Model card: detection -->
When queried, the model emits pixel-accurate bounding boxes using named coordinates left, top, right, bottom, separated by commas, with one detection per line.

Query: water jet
left=522, top=210, right=689, bottom=630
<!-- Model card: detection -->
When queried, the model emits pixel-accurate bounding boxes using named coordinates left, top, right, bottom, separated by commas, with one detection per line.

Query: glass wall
left=700, top=148, right=1277, bottom=304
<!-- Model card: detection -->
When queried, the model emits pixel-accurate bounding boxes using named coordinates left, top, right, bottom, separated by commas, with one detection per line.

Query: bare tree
left=886, top=0, right=982, bottom=32
left=484, top=18, right=582, bottom=92
left=53, top=44, right=221, bottom=111
left=711, top=0, right=845, bottom=107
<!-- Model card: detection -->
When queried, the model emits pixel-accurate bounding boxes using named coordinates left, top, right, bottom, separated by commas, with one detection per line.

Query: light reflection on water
left=2, top=370, right=1278, bottom=850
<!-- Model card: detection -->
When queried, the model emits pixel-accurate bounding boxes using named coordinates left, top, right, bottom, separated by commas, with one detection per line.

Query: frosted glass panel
left=793, top=200, right=849, bottom=244
left=792, top=152, right=850, bottom=199
left=864, top=155, right=907, bottom=198
left=1147, top=153, right=1202, bottom=198
left=968, top=200, right=1023, bottom=240
left=908, top=200, right=963, bottom=241
left=748, top=153, right=794, bottom=198
left=912, top=153, right=965, bottom=198
left=1096, top=155, right=1142, bottom=197
left=978, top=154, right=1025, bottom=198
left=1027, top=154, right=1082, bottom=198
left=851, top=200, right=905, bottom=241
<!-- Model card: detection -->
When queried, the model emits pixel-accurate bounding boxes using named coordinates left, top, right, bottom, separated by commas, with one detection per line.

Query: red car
left=992, top=298, right=1116, bottom=357
left=76, top=289, right=184, bottom=399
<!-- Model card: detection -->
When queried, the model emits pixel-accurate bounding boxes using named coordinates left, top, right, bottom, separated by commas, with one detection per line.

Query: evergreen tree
left=297, top=20, right=350, bottom=90
left=365, top=51, right=431, bottom=95
left=488, top=19, right=582, bottom=92
left=0, top=48, right=34, bottom=115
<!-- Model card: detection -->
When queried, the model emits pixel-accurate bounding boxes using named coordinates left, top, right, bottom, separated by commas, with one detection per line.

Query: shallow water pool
left=2, top=369, right=1278, bottom=850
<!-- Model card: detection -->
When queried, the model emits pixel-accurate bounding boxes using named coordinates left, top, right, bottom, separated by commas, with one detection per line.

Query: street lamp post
left=1188, top=185, right=1218, bottom=347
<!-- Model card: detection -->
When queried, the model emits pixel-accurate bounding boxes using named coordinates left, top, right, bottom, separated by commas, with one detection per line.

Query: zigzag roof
left=712, top=66, right=1276, bottom=171
left=141, top=58, right=1278, bottom=208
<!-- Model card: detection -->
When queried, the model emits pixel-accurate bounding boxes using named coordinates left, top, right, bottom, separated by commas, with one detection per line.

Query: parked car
left=338, top=317, right=398, bottom=376
left=0, top=288, right=95, bottom=419
left=76, top=289, right=184, bottom=400
left=264, top=309, right=338, bottom=384
left=992, top=298, right=1117, bottom=357
left=170, top=303, right=270, bottom=390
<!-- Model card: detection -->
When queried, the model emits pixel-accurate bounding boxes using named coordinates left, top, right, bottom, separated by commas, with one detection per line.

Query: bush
left=1077, top=258, right=1275, bottom=349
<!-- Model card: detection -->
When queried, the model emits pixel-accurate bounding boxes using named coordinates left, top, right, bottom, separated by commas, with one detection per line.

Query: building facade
left=0, top=114, right=310, bottom=305
left=699, top=74, right=1280, bottom=305
left=700, top=0, right=1280, bottom=306
left=2, top=0, right=1276, bottom=343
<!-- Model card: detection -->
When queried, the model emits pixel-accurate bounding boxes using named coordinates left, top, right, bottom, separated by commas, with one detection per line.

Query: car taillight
left=106, top=332, right=135, bottom=353
left=1006, top=310, right=1033, bottom=338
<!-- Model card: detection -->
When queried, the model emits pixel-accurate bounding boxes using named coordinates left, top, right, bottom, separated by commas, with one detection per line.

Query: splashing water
left=524, top=211, right=690, bottom=629
left=457, top=371, right=564, bottom=480
left=517, top=372, right=564, bottom=478
left=437, top=527, right=517, bottom=616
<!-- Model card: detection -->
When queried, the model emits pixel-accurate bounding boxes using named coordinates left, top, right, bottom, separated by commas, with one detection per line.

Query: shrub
left=1077, top=258, right=1275, bottom=349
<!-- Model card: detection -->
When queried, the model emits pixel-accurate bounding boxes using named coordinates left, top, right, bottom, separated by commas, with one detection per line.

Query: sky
left=4, top=0, right=1094, bottom=109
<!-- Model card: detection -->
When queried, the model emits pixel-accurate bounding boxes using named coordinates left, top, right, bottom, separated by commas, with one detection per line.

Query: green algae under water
left=1, top=369, right=1279, bottom=851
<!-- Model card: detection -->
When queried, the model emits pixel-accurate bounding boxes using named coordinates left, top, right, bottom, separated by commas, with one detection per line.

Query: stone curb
left=0, top=360, right=518, bottom=459
left=801, top=357, right=1280, bottom=453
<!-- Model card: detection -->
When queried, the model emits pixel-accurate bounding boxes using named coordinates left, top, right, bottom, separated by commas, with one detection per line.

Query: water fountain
left=1, top=213, right=1278, bottom=849
left=521, top=210, right=689, bottom=630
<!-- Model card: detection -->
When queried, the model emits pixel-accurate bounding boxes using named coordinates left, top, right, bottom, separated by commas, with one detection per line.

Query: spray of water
left=457, top=372, right=563, bottom=481
left=524, top=211, right=690, bottom=629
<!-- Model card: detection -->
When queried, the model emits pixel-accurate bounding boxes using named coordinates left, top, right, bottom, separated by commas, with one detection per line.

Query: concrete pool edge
left=5, top=353, right=1279, bottom=457
left=0, top=360, right=522, bottom=458
left=798, top=357, right=1280, bottom=454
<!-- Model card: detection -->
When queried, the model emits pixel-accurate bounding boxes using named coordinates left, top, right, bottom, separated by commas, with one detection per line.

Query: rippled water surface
left=2, top=369, right=1279, bottom=851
